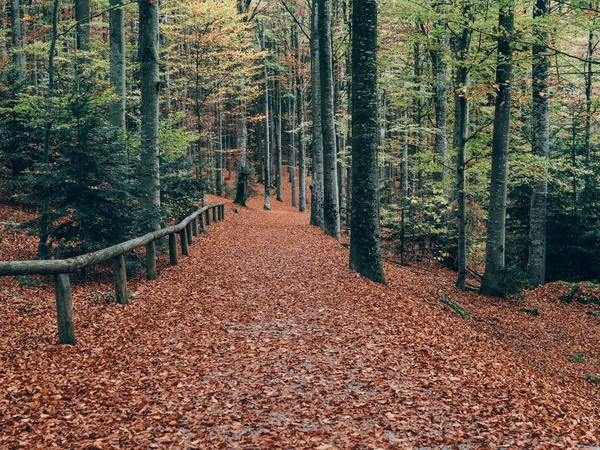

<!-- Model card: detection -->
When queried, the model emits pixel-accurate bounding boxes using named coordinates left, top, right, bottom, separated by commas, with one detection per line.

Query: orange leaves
left=2, top=184, right=600, bottom=447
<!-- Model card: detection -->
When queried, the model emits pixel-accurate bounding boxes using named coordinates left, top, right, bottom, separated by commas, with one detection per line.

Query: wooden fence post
left=54, top=274, right=75, bottom=345
left=220, top=205, right=225, bottom=220
left=113, top=255, right=128, bottom=305
left=199, top=214, right=206, bottom=232
left=205, top=209, right=211, bottom=226
left=180, top=227, right=189, bottom=256
left=146, top=241, right=157, bottom=280
left=191, top=217, right=198, bottom=236
left=169, top=233, right=178, bottom=265
left=186, top=222, right=193, bottom=245
left=212, top=206, right=217, bottom=222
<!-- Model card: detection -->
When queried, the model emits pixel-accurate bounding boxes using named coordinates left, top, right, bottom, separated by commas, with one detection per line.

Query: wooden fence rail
left=0, top=203, right=225, bottom=345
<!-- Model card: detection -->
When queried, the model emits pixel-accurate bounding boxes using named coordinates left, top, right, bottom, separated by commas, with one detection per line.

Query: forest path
left=1, top=188, right=600, bottom=448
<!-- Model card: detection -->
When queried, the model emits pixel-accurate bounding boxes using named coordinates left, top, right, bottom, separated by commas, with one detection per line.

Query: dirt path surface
left=1, top=192, right=600, bottom=449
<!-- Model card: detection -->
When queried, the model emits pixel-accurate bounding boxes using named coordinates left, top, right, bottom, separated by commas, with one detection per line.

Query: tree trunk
left=298, top=81, right=307, bottom=212
left=527, top=0, right=549, bottom=286
left=216, top=99, right=223, bottom=196
left=349, top=0, right=384, bottom=283
left=139, top=0, right=161, bottom=231
left=318, top=0, right=340, bottom=240
left=10, top=0, right=23, bottom=81
left=75, top=0, right=90, bottom=50
left=310, top=0, right=324, bottom=227
left=431, top=18, right=448, bottom=184
left=109, top=0, right=126, bottom=132
left=480, top=1, right=514, bottom=297
left=276, top=82, right=284, bottom=201
left=290, top=63, right=298, bottom=208
left=38, top=0, right=60, bottom=258
left=261, top=27, right=271, bottom=211
left=452, top=2, right=473, bottom=291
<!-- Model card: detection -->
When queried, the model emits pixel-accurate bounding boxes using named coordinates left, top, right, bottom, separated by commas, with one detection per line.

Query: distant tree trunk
left=431, top=16, right=448, bottom=184
left=75, top=0, right=90, bottom=50
left=276, top=82, right=284, bottom=201
left=349, top=0, right=384, bottom=283
left=139, top=0, right=161, bottom=230
left=109, top=0, right=126, bottom=132
left=452, top=2, right=473, bottom=291
left=290, top=72, right=298, bottom=208
left=310, top=0, right=324, bottom=227
left=239, top=99, right=248, bottom=167
left=296, top=30, right=306, bottom=212
left=262, top=29, right=271, bottom=211
left=216, top=99, right=223, bottom=196
left=480, top=1, right=514, bottom=297
left=401, top=110, right=409, bottom=196
left=10, top=0, right=23, bottom=81
left=318, top=0, right=340, bottom=240
left=298, top=81, right=307, bottom=212
left=584, top=29, right=595, bottom=195
left=527, top=0, right=549, bottom=287
left=38, top=0, right=60, bottom=258
left=0, top=2, right=6, bottom=61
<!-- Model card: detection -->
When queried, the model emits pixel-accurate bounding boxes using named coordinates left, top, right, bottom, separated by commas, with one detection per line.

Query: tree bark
left=310, top=0, right=324, bottom=227
left=261, top=26, right=271, bottom=211
left=110, top=0, right=126, bottom=132
left=349, top=0, right=384, bottom=283
left=431, top=16, right=448, bottom=184
left=452, top=2, right=473, bottom=291
left=139, top=0, right=161, bottom=230
left=75, top=0, right=90, bottom=50
left=480, top=1, right=514, bottom=297
left=10, top=0, right=23, bottom=81
left=276, top=82, right=284, bottom=201
left=527, top=0, right=549, bottom=286
left=318, top=0, right=340, bottom=240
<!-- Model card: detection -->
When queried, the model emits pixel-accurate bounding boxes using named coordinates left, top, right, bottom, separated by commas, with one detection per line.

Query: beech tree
left=139, top=0, right=161, bottom=230
left=349, top=0, right=384, bottom=283
left=480, top=0, right=515, bottom=297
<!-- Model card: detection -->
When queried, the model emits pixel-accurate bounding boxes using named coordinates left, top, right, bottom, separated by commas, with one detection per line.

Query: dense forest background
left=1, top=0, right=599, bottom=294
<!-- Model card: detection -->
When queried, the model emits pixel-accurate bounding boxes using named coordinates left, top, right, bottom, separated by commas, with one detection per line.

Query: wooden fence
left=0, top=203, right=225, bottom=345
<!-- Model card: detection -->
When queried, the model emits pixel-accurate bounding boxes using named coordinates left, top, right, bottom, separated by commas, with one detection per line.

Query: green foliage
left=569, top=353, right=586, bottom=363
left=381, top=194, right=451, bottom=264
left=20, top=82, right=137, bottom=258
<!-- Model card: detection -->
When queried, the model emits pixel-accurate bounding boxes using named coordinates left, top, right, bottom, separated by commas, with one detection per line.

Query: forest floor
left=2, top=184, right=600, bottom=449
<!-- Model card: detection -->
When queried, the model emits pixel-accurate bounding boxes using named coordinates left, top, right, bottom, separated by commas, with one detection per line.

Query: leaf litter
left=1, top=188, right=600, bottom=448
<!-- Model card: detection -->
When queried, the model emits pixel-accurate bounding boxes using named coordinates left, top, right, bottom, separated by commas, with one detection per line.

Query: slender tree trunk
left=139, top=0, right=161, bottom=230
left=38, top=0, right=60, bottom=258
left=318, top=0, right=340, bottom=240
left=401, top=110, right=409, bottom=196
left=216, top=99, right=223, bottom=196
left=10, top=0, right=24, bottom=81
left=75, top=0, right=90, bottom=50
left=452, top=3, right=473, bottom=291
left=262, top=28, right=271, bottom=211
left=310, top=0, right=324, bottom=227
left=299, top=81, right=307, bottom=212
left=290, top=72, right=297, bottom=207
left=109, top=0, right=126, bottom=132
left=584, top=29, right=594, bottom=194
left=431, top=18, right=448, bottom=184
left=296, top=30, right=306, bottom=212
left=480, top=1, right=514, bottom=297
left=527, top=0, right=549, bottom=286
left=276, top=82, right=283, bottom=201
left=349, top=0, right=384, bottom=283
